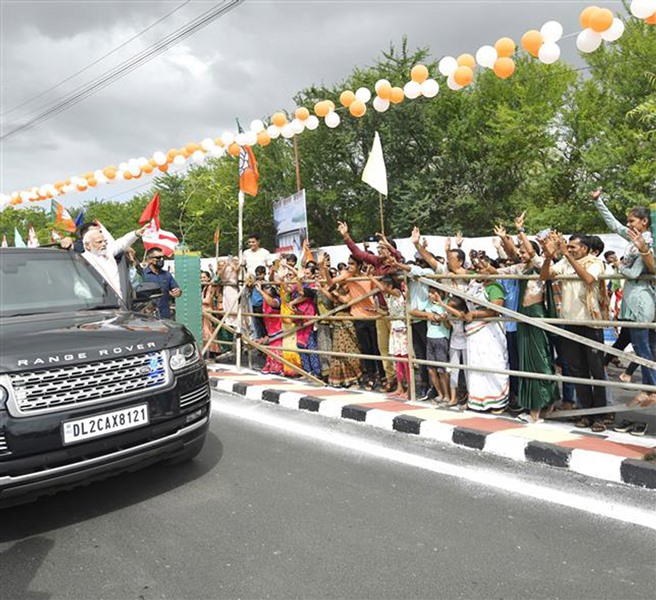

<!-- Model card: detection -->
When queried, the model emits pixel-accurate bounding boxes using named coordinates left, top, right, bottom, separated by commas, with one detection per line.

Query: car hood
left=0, top=310, right=191, bottom=373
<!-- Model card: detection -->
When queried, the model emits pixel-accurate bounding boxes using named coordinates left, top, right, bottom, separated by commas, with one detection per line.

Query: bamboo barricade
left=201, top=271, right=656, bottom=417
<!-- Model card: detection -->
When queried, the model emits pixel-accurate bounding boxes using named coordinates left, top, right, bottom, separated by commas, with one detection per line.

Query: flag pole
left=236, top=191, right=245, bottom=371
left=378, top=192, right=385, bottom=237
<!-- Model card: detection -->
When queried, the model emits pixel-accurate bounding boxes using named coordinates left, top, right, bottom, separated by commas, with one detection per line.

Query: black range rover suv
left=0, top=248, right=211, bottom=506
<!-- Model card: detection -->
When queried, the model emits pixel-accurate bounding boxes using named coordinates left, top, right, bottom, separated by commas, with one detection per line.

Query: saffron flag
left=139, top=192, right=161, bottom=229
left=50, top=199, right=77, bottom=233
left=1, top=233, right=8, bottom=248
left=142, top=219, right=179, bottom=257
left=14, top=227, right=26, bottom=248
left=27, top=226, right=39, bottom=248
left=239, top=145, right=259, bottom=197
left=213, top=226, right=220, bottom=245
left=361, top=131, right=388, bottom=196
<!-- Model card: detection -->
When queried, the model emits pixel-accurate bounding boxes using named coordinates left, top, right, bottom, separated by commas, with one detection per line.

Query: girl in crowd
left=200, top=270, right=219, bottom=357
left=592, top=189, right=656, bottom=405
left=258, top=281, right=285, bottom=376
left=368, top=274, right=410, bottom=398
left=289, top=263, right=322, bottom=377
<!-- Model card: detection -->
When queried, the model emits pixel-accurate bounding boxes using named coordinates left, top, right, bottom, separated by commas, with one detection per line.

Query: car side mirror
left=134, top=282, right=163, bottom=302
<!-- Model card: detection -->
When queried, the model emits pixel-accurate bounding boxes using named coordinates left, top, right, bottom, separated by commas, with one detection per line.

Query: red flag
left=139, top=192, right=160, bottom=229
left=239, top=146, right=259, bottom=197
left=142, top=219, right=179, bottom=257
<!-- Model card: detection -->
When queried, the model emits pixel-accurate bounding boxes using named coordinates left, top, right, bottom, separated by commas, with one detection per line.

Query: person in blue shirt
left=143, top=246, right=182, bottom=318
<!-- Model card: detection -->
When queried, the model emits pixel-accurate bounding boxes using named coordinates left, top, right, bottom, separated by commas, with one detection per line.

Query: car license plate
left=62, top=404, right=149, bottom=445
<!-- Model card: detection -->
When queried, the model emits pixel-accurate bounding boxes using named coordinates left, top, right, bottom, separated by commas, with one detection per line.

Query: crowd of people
left=201, top=190, right=656, bottom=435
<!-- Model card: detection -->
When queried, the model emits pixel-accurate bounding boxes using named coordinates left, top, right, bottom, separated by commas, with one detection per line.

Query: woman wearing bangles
left=591, top=188, right=656, bottom=409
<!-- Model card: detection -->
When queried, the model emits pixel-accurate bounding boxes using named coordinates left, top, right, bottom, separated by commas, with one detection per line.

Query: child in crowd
left=440, top=295, right=468, bottom=407
left=368, top=274, right=409, bottom=398
left=412, top=288, right=451, bottom=403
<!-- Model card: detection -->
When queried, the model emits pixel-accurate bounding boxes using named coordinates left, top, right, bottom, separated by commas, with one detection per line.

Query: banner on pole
left=273, top=190, right=308, bottom=259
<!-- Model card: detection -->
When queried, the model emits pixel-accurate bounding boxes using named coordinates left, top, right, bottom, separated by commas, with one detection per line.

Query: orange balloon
left=314, top=101, right=330, bottom=117
left=214, top=137, right=224, bottom=147
left=185, top=143, right=199, bottom=154
left=77, top=183, right=88, bottom=191
left=495, top=37, right=516, bottom=58
left=411, top=64, right=429, bottom=83
left=54, top=181, right=65, bottom=189
left=390, top=87, right=405, bottom=104
left=142, top=164, right=154, bottom=174
left=158, top=164, right=169, bottom=172
left=10, top=197, right=22, bottom=205
left=457, top=53, right=476, bottom=68
left=182, top=148, right=192, bottom=158
left=295, top=107, right=310, bottom=121
left=65, top=179, right=71, bottom=185
left=454, top=65, right=474, bottom=86
left=377, top=81, right=392, bottom=100
left=149, top=158, right=158, bottom=167
left=579, top=5, right=600, bottom=29
left=228, top=142, right=241, bottom=157
left=103, top=167, right=117, bottom=179
left=124, top=172, right=133, bottom=180
left=325, top=100, right=335, bottom=111
left=167, top=148, right=178, bottom=160
left=349, top=100, right=366, bottom=117
left=272, top=112, right=287, bottom=127
left=257, top=130, right=271, bottom=146
left=88, top=177, right=97, bottom=187
left=493, top=57, right=515, bottom=79
left=340, top=90, right=356, bottom=107
left=83, top=171, right=93, bottom=180
left=590, top=7, right=613, bottom=32
left=521, top=29, right=544, bottom=57
left=646, top=11, right=656, bottom=24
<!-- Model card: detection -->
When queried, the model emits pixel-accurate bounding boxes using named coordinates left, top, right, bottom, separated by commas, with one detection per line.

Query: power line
left=1, top=0, right=192, bottom=118
left=1, top=0, right=244, bottom=142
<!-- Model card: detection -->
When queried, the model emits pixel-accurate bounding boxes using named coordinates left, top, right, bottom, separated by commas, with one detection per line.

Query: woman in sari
left=289, top=265, right=322, bottom=377
left=279, top=274, right=303, bottom=376
left=258, top=282, right=284, bottom=375
left=464, top=262, right=509, bottom=412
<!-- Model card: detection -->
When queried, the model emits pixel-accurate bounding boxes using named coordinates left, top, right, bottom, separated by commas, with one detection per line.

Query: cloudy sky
left=1, top=0, right=626, bottom=209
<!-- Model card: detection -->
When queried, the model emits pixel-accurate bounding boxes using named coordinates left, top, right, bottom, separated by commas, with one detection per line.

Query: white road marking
left=211, top=397, right=656, bottom=531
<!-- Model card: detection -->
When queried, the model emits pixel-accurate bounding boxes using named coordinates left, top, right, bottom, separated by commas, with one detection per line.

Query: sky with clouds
left=1, top=0, right=627, bottom=209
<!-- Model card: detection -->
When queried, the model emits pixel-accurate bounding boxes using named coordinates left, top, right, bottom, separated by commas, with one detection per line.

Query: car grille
left=9, top=352, right=169, bottom=415
left=0, top=433, right=9, bottom=455
left=180, top=384, right=210, bottom=409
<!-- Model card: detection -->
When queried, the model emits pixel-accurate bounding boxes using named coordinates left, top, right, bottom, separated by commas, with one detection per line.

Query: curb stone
left=208, top=367, right=656, bottom=490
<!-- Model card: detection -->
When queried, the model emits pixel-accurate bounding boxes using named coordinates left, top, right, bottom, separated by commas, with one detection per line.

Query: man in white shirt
left=540, top=232, right=607, bottom=430
left=243, top=233, right=271, bottom=275
left=82, top=226, right=146, bottom=300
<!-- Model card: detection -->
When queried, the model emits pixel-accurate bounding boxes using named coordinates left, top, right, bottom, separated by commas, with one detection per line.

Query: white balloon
left=244, top=131, right=258, bottom=146
left=446, top=75, right=463, bottom=91
left=291, top=118, right=305, bottom=134
left=173, top=154, right=186, bottom=167
left=601, top=18, right=625, bottom=42
left=538, top=42, right=561, bottom=64
left=630, top=0, right=656, bottom=19
left=138, top=156, right=149, bottom=167
left=220, top=131, right=235, bottom=146
left=576, top=28, right=603, bottom=53
left=305, top=115, right=319, bottom=130
left=191, top=150, right=205, bottom=164
left=420, top=79, right=439, bottom=98
left=355, top=87, right=372, bottom=104
left=114, top=172, right=125, bottom=183
left=281, top=123, right=295, bottom=138
left=200, top=138, right=215, bottom=151
left=403, top=80, right=422, bottom=99
left=475, top=45, right=498, bottom=69
left=250, top=119, right=265, bottom=133
left=325, top=111, right=341, bottom=128
left=129, top=165, right=141, bottom=177
left=128, top=158, right=140, bottom=169
left=39, top=185, right=49, bottom=196
left=96, top=173, right=108, bottom=185
left=119, top=162, right=129, bottom=172
left=235, top=133, right=247, bottom=146
left=267, top=125, right=281, bottom=139
left=209, top=145, right=225, bottom=158
left=153, top=151, right=167, bottom=165
left=375, top=79, right=391, bottom=94
left=438, top=56, right=458, bottom=77
left=540, top=20, right=563, bottom=43
left=373, top=96, right=390, bottom=112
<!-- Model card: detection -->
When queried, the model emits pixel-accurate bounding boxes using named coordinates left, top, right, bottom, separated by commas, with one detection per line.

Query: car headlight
left=168, top=342, right=201, bottom=371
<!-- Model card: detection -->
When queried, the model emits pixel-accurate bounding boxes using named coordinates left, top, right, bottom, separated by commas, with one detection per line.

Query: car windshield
left=0, top=250, right=122, bottom=317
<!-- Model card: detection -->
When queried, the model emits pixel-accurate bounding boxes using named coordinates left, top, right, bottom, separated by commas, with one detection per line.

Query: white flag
left=361, top=131, right=388, bottom=196
left=27, top=226, right=40, bottom=247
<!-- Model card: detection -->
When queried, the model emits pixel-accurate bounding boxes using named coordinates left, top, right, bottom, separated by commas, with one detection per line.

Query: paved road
left=1, top=391, right=654, bottom=599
